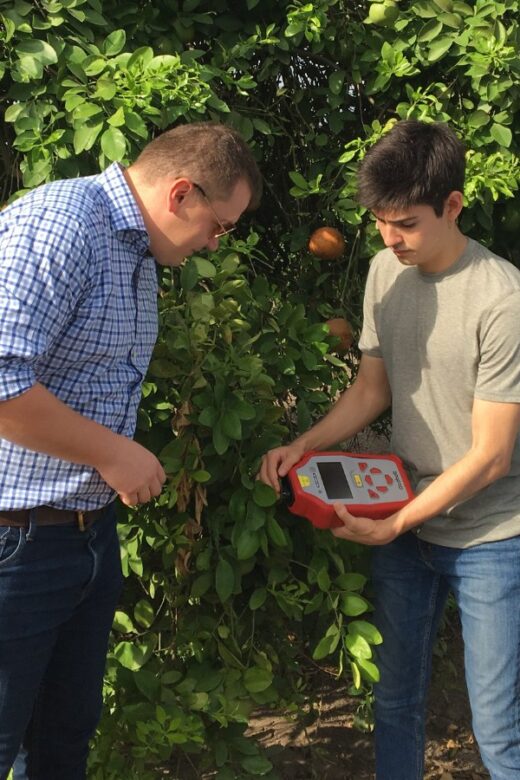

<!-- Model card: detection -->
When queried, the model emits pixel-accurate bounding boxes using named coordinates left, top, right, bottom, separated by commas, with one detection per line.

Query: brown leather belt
left=0, top=505, right=110, bottom=532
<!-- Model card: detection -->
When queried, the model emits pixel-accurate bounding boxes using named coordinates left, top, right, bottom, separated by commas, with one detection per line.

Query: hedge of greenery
left=1, top=0, right=519, bottom=777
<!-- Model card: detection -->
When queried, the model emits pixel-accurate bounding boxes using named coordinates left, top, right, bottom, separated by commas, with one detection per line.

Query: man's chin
left=155, top=253, right=186, bottom=267
left=393, top=250, right=415, bottom=265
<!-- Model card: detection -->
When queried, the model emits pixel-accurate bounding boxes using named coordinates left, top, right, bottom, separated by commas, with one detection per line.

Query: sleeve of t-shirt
left=475, top=290, right=520, bottom=403
left=0, top=210, right=89, bottom=402
left=358, top=254, right=383, bottom=358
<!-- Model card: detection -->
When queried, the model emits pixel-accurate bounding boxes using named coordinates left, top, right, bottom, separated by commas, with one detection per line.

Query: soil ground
left=246, top=613, right=488, bottom=780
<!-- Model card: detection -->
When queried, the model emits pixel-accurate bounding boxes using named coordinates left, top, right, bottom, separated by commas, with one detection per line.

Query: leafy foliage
left=1, top=0, right=520, bottom=776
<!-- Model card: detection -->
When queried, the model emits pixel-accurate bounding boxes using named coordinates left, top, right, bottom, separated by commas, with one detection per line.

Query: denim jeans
left=0, top=504, right=123, bottom=780
left=371, top=531, right=520, bottom=780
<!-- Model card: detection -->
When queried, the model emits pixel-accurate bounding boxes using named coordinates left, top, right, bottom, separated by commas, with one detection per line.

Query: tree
left=1, top=1, right=519, bottom=776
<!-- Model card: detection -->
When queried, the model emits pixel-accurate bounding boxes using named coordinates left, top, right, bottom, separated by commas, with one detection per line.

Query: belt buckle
left=77, top=511, right=85, bottom=532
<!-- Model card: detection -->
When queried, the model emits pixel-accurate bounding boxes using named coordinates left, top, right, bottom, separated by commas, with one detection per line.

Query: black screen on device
left=317, top=462, right=353, bottom=500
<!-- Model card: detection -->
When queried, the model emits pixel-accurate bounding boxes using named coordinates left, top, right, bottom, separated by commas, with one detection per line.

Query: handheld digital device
left=281, top=451, right=414, bottom=529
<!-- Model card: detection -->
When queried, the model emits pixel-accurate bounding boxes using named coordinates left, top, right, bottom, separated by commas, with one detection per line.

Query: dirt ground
left=246, top=614, right=488, bottom=780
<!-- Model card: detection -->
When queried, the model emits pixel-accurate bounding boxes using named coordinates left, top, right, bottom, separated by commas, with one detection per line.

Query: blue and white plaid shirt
left=0, top=164, right=158, bottom=510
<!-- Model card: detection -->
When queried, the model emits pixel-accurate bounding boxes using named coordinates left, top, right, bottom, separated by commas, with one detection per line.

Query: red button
left=368, top=489, right=379, bottom=499
left=358, top=462, right=368, bottom=471
left=377, top=485, right=388, bottom=493
left=365, top=475, right=373, bottom=486
left=385, top=474, right=393, bottom=485
left=370, top=467, right=382, bottom=474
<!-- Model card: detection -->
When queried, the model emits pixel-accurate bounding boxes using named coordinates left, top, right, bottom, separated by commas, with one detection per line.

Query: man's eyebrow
left=373, top=214, right=418, bottom=225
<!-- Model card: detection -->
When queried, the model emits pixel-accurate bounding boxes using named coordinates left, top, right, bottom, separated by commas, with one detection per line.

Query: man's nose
left=381, top=224, right=402, bottom=247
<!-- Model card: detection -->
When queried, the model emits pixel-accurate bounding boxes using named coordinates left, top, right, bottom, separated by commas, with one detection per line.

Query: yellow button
left=354, top=474, right=362, bottom=487
left=298, top=474, right=311, bottom=487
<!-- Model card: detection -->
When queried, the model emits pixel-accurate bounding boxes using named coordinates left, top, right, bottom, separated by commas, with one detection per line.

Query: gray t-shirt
left=358, top=237, right=520, bottom=548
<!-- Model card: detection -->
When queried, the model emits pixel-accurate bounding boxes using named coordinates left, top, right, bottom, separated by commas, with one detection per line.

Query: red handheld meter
left=281, top=451, right=414, bottom=529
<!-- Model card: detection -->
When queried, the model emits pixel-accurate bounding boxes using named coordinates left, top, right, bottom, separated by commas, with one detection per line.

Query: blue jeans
left=371, top=531, right=520, bottom=780
left=0, top=505, right=123, bottom=780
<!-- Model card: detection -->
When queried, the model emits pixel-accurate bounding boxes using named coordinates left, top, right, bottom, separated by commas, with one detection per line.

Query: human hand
left=95, top=436, right=166, bottom=506
left=257, top=442, right=307, bottom=494
left=330, top=504, right=402, bottom=546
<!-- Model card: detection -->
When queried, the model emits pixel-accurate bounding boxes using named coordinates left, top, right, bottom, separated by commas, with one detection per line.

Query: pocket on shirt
left=0, top=526, right=27, bottom=569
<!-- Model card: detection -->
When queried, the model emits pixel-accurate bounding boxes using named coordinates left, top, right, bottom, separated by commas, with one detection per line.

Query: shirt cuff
left=0, top=362, right=36, bottom=402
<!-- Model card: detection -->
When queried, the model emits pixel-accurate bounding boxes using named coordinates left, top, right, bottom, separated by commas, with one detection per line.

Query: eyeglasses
left=192, top=182, right=237, bottom=239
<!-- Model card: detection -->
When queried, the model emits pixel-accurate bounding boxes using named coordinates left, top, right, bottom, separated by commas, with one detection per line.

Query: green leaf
left=350, top=660, right=362, bottom=689
left=467, top=109, right=489, bottom=128
left=124, top=110, right=148, bottom=139
left=266, top=516, right=287, bottom=547
left=191, top=469, right=211, bottom=483
left=190, top=292, right=214, bottom=320
left=191, top=572, right=212, bottom=597
left=240, top=756, right=273, bottom=775
left=348, top=620, right=383, bottom=645
left=417, top=19, right=443, bottom=42
left=253, top=481, right=278, bottom=507
left=490, top=123, right=512, bottom=148
left=127, top=46, right=154, bottom=70
left=329, top=70, right=345, bottom=95
left=335, top=572, right=367, bottom=591
left=236, top=529, right=260, bottom=560
left=107, top=106, right=125, bottom=127
left=243, top=667, right=273, bottom=693
left=357, top=657, right=380, bottom=683
left=112, top=610, right=136, bottom=633
left=83, top=56, right=106, bottom=76
left=16, top=56, right=43, bottom=80
left=206, top=95, right=230, bottom=112
left=101, top=126, right=126, bottom=161
left=215, top=558, right=234, bottom=602
left=345, top=632, right=372, bottom=660
left=252, top=118, right=271, bottom=134
left=312, top=628, right=340, bottom=660
left=148, top=359, right=177, bottom=378
left=249, top=588, right=267, bottom=610
left=317, top=567, right=331, bottom=592
left=192, top=256, right=216, bottom=278
left=17, top=39, right=57, bottom=65
left=4, top=103, right=25, bottom=123
left=198, top=406, right=218, bottom=427
left=212, top=423, right=229, bottom=455
left=113, top=639, right=155, bottom=671
left=180, top=260, right=199, bottom=291
left=427, top=36, right=453, bottom=61
left=288, top=171, right=308, bottom=189
left=221, top=410, right=242, bottom=440
left=134, top=599, right=155, bottom=628
left=103, top=28, right=126, bottom=56
left=73, top=122, right=103, bottom=154
left=285, top=21, right=303, bottom=37
left=340, top=594, right=369, bottom=616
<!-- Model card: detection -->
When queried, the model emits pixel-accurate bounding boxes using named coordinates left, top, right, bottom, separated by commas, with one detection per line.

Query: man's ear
left=444, top=190, right=464, bottom=222
left=168, top=179, right=192, bottom=214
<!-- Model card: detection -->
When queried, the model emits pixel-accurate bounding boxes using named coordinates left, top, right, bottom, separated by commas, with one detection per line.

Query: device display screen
left=317, top=462, right=353, bottom=500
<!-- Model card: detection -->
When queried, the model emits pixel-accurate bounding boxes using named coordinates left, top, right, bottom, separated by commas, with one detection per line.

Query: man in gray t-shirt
left=260, top=121, right=520, bottom=780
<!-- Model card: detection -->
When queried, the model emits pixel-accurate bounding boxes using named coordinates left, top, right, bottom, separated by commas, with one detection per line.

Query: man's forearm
left=0, top=383, right=123, bottom=469
left=295, top=371, right=391, bottom=452
left=395, top=448, right=511, bottom=534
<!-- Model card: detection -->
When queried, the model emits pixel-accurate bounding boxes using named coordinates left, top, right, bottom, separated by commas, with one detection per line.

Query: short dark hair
left=133, top=122, right=262, bottom=210
left=357, top=120, right=466, bottom=217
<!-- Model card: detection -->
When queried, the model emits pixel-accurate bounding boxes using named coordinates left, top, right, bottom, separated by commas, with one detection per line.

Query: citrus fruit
left=325, top=317, right=355, bottom=353
left=308, top=227, right=346, bottom=260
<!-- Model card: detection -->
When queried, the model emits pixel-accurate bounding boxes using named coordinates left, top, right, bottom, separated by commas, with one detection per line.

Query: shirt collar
left=96, top=163, right=150, bottom=252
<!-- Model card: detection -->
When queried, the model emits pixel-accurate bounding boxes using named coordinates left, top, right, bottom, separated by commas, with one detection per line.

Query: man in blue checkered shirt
left=0, top=122, right=262, bottom=779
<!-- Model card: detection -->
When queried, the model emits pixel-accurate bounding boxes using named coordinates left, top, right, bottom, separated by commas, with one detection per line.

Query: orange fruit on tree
left=325, top=317, right=354, bottom=353
left=308, top=227, right=345, bottom=260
